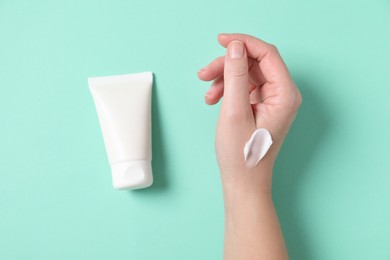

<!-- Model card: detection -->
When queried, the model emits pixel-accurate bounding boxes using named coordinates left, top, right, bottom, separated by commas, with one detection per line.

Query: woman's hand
left=198, top=33, right=302, bottom=192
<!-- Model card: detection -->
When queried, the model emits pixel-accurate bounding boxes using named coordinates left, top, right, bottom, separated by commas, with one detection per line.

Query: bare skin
left=198, top=33, right=302, bottom=260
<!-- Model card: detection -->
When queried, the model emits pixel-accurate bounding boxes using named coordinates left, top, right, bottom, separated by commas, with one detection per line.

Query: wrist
left=220, top=161, right=274, bottom=206
left=222, top=183, right=274, bottom=223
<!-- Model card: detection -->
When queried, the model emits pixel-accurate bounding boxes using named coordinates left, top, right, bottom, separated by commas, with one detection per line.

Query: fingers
left=221, top=41, right=252, bottom=116
left=205, top=76, right=224, bottom=105
left=198, top=56, right=224, bottom=81
left=249, top=86, right=262, bottom=104
left=248, top=60, right=266, bottom=87
left=198, top=54, right=265, bottom=106
left=218, top=33, right=292, bottom=85
left=198, top=56, right=261, bottom=83
left=204, top=75, right=257, bottom=106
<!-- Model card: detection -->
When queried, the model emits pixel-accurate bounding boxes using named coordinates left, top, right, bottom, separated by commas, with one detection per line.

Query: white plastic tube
left=88, top=72, right=153, bottom=190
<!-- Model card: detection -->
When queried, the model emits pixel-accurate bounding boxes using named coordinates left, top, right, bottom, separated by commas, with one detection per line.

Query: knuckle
left=295, top=92, right=303, bottom=108
left=278, top=85, right=302, bottom=111
left=267, top=44, right=279, bottom=54
left=287, top=91, right=302, bottom=110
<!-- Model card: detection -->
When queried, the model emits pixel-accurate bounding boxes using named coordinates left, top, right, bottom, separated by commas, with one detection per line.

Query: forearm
left=221, top=168, right=288, bottom=260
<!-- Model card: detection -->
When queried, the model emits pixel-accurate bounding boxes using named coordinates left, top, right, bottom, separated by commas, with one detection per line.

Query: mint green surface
left=1, top=1, right=389, bottom=259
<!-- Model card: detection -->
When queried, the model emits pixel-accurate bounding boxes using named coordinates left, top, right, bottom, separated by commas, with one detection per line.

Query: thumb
left=222, top=40, right=251, bottom=117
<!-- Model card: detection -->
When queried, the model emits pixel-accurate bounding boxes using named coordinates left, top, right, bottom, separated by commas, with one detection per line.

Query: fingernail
left=228, top=41, right=244, bottom=59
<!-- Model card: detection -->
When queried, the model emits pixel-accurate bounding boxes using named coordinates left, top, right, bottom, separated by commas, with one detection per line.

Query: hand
left=198, top=33, right=302, bottom=192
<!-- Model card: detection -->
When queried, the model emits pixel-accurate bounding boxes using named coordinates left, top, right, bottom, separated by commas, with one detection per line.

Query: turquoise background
left=1, top=0, right=389, bottom=259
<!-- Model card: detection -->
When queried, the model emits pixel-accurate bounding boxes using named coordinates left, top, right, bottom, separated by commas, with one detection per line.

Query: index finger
left=218, top=33, right=292, bottom=86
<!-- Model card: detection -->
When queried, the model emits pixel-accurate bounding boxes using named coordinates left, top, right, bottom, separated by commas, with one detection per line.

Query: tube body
left=88, top=72, right=153, bottom=189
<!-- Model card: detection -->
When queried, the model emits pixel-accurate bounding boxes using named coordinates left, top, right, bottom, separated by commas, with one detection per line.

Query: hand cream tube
left=88, top=72, right=153, bottom=190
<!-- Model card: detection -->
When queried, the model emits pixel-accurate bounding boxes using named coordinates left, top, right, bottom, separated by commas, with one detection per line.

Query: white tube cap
left=110, top=160, right=153, bottom=190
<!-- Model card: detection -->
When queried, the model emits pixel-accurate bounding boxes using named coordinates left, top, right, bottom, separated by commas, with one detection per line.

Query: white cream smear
left=244, top=128, right=273, bottom=168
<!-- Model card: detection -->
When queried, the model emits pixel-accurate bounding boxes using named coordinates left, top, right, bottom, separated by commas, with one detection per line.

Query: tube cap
left=110, top=160, right=153, bottom=190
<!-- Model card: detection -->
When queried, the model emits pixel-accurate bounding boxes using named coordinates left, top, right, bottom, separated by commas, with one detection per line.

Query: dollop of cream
left=244, top=128, right=273, bottom=168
